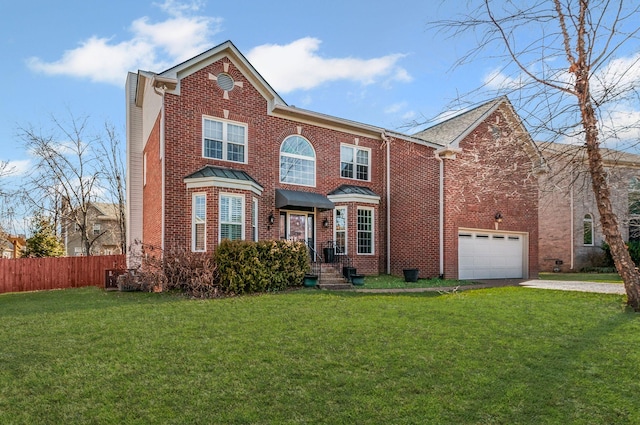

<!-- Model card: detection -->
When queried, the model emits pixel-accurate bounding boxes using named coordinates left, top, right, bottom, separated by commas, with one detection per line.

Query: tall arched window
left=629, top=177, right=640, bottom=241
left=280, top=135, right=316, bottom=186
left=583, top=214, right=594, bottom=246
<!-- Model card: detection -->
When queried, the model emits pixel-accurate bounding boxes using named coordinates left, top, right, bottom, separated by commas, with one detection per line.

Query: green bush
left=602, top=240, right=640, bottom=269
left=214, top=239, right=309, bottom=295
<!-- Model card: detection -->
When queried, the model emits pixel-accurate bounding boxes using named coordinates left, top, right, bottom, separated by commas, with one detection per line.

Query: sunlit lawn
left=539, top=272, right=622, bottom=283
left=0, top=286, right=638, bottom=424
left=359, top=274, right=476, bottom=289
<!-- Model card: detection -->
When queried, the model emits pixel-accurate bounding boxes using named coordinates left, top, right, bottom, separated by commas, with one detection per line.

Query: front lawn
left=0, top=287, right=638, bottom=424
left=360, top=274, right=476, bottom=289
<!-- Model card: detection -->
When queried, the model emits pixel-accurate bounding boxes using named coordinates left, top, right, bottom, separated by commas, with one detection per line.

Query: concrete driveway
left=519, top=279, right=625, bottom=294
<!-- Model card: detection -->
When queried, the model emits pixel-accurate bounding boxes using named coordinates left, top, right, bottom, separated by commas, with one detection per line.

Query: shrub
left=602, top=240, right=640, bottom=269
left=214, top=239, right=309, bottom=294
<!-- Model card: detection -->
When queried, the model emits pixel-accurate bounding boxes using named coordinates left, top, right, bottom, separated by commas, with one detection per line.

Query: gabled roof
left=537, top=141, right=640, bottom=169
left=92, top=203, right=120, bottom=220
left=413, top=97, right=504, bottom=146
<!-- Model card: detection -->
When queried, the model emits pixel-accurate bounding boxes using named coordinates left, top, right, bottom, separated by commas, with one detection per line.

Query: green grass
left=1, top=286, right=639, bottom=424
left=360, top=274, right=475, bottom=289
left=540, top=272, right=623, bottom=283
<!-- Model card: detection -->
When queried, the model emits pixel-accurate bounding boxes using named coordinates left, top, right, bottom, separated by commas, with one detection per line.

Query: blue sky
left=1, top=0, right=487, bottom=176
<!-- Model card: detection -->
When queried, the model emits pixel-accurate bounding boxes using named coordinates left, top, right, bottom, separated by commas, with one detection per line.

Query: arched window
left=280, top=135, right=315, bottom=186
left=629, top=177, right=640, bottom=241
left=583, top=214, right=594, bottom=246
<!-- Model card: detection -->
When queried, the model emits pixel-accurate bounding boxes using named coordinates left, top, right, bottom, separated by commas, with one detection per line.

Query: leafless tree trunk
left=432, top=0, right=640, bottom=309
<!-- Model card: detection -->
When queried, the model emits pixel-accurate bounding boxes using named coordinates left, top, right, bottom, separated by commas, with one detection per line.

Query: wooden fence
left=0, top=255, right=126, bottom=294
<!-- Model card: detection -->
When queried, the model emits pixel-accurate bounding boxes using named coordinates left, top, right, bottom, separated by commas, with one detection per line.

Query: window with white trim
left=93, top=223, right=101, bottom=236
left=583, top=214, right=594, bottom=246
left=357, top=207, right=374, bottom=254
left=280, top=135, right=315, bottom=186
left=192, top=194, right=206, bottom=251
left=341, top=145, right=370, bottom=181
left=203, top=117, right=247, bottom=163
left=220, top=194, right=244, bottom=241
left=335, top=207, right=347, bottom=254
left=252, top=197, right=258, bottom=242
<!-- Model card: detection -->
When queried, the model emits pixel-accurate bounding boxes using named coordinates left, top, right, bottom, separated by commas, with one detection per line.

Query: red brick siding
left=142, top=114, right=163, bottom=250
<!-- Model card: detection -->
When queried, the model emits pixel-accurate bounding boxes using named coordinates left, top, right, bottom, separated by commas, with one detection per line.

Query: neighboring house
left=538, top=142, right=640, bottom=272
left=126, top=40, right=544, bottom=280
left=0, top=233, right=25, bottom=258
left=62, top=202, right=124, bottom=256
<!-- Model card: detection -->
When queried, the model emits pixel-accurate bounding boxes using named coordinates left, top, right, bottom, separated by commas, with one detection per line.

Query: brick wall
left=142, top=114, right=163, bottom=250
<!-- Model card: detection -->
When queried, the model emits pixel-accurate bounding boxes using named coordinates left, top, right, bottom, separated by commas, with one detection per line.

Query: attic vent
left=216, top=73, right=235, bottom=91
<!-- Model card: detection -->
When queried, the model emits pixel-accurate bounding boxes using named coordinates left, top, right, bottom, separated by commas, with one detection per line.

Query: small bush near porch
left=0, top=287, right=638, bottom=424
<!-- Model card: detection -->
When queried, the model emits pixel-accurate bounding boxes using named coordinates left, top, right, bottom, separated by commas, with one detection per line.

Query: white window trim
left=202, top=115, right=248, bottom=164
left=334, top=206, right=348, bottom=255
left=356, top=206, right=375, bottom=255
left=252, top=197, right=259, bottom=242
left=340, top=143, right=371, bottom=182
left=192, top=193, right=206, bottom=252
left=584, top=213, right=594, bottom=246
left=279, top=135, right=316, bottom=187
left=219, top=193, right=245, bottom=242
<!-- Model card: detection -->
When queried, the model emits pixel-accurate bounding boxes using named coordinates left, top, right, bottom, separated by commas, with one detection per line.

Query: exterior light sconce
left=267, top=213, right=275, bottom=230
left=323, top=217, right=330, bottom=228
left=494, top=212, right=503, bottom=230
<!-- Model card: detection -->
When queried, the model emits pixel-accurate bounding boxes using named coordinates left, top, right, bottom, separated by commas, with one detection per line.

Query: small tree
left=24, top=214, right=65, bottom=258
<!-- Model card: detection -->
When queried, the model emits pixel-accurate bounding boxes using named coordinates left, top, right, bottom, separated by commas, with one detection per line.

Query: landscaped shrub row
left=127, top=240, right=310, bottom=297
left=214, top=239, right=309, bottom=294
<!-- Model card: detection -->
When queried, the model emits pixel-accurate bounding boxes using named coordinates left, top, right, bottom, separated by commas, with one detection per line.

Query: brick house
left=126, top=40, right=544, bottom=280
left=538, top=142, right=640, bottom=272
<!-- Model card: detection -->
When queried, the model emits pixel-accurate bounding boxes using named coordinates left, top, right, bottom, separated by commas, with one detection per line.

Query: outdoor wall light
left=494, top=212, right=503, bottom=223
left=322, top=217, right=330, bottom=228
left=268, top=213, right=275, bottom=226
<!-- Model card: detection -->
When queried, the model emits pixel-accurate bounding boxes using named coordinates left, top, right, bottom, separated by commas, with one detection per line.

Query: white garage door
left=458, top=231, right=524, bottom=279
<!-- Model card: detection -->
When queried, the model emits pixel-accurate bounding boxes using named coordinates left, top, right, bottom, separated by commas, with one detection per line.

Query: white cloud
left=0, top=159, right=31, bottom=177
left=482, top=68, right=527, bottom=91
left=384, top=102, right=407, bottom=114
left=26, top=1, right=222, bottom=86
left=246, top=37, right=411, bottom=94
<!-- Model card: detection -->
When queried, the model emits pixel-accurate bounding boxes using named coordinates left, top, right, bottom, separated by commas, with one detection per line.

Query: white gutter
left=382, top=131, right=391, bottom=275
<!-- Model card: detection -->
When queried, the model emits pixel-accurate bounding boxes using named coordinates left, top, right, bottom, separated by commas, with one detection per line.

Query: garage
left=458, top=230, right=525, bottom=279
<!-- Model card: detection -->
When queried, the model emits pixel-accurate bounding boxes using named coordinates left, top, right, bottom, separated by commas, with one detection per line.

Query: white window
left=335, top=207, right=347, bottom=254
left=341, top=145, right=370, bottom=181
left=74, top=247, right=85, bottom=256
left=583, top=214, right=594, bottom=246
left=252, top=197, right=259, bottom=242
left=93, top=223, right=101, bottom=236
left=280, top=135, right=315, bottom=186
left=357, top=207, right=374, bottom=254
left=192, top=194, right=206, bottom=252
left=220, top=194, right=244, bottom=241
left=203, top=117, right=247, bottom=163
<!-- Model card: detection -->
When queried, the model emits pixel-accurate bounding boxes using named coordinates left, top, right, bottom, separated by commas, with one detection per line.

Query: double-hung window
left=335, top=207, right=347, bottom=255
left=203, top=117, right=247, bottom=163
left=357, top=207, right=374, bottom=254
left=193, top=194, right=206, bottom=251
left=220, top=194, right=244, bottom=241
left=341, top=145, right=370, bottom=181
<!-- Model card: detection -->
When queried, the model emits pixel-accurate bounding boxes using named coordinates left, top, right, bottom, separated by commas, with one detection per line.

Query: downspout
left=435, top=152, right=444, bottom=277
left=382, top=131, right=391, bottom=275
left=153, top=83, right=167, bottom=252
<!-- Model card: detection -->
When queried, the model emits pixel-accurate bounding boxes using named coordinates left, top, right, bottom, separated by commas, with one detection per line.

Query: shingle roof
left=537, top=141, right=640, bottom=167
left=412, top=97, right=504, bottom=146
left=328, top=185, right=379, bottom=197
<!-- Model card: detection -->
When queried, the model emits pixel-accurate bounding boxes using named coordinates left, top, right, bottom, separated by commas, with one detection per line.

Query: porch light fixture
left=322, top=218, right=330, bottom=228
left=494, top=212, right=503, bottom=223
left=268, top=213, right=275, bottom=226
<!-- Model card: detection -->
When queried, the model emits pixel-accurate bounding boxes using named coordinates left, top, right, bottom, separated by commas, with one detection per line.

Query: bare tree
left=432, top=0, right=640, bottom=309
left=19, top=114, right=126, bottom=256
left=97, top=123, right=127, bottom=254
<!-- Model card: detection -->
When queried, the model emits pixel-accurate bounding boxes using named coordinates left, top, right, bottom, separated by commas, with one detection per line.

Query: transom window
left=220, top=194, right=244, bottom=241
left=203, top=117, right=246, bottom=163
left=341, top=145, right=370, bottom=181
left=280, top=136, right=315, bottom=186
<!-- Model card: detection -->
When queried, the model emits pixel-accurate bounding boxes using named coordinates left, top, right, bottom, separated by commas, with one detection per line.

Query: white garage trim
left=458, top=228, right=528, bottom=280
